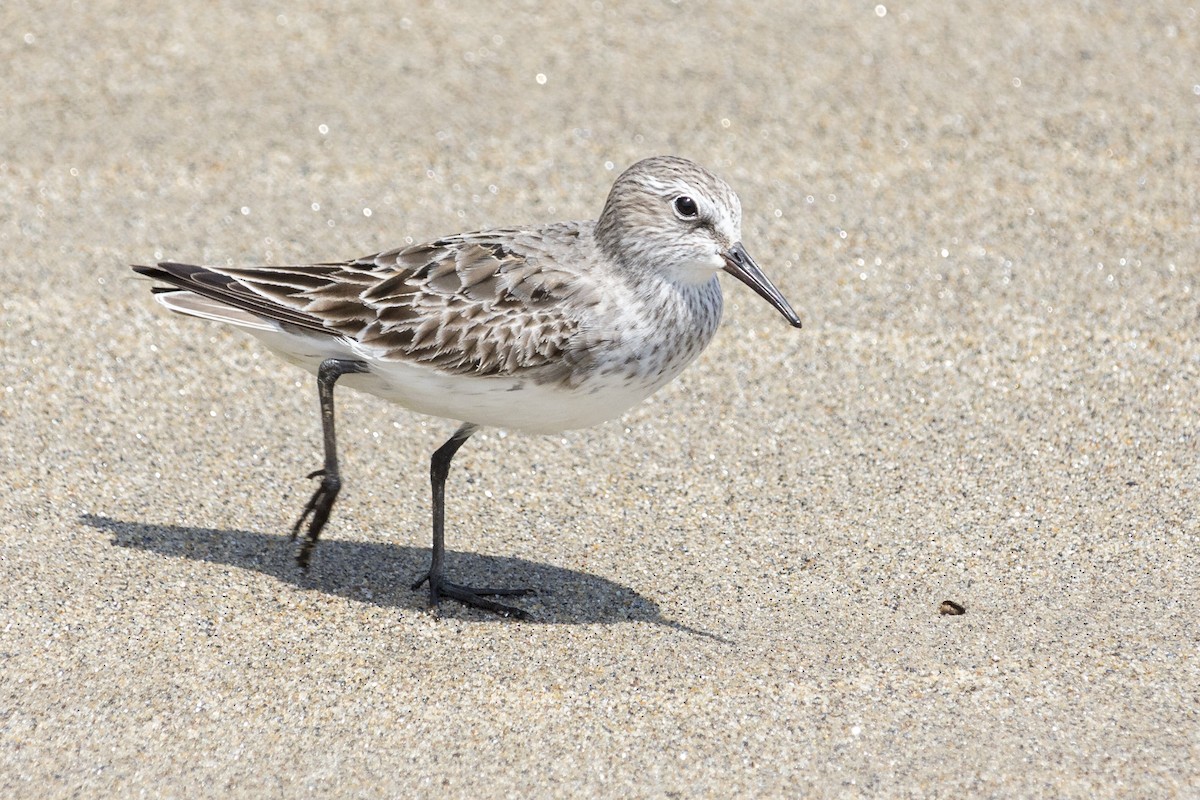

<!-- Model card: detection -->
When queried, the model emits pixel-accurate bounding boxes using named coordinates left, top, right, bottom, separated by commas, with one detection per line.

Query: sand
left=2, top=1, right=1197, bottom=796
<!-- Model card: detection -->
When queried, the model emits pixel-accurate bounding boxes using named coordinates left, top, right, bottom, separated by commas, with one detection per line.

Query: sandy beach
left=2, top=1, right=1197, bottom=796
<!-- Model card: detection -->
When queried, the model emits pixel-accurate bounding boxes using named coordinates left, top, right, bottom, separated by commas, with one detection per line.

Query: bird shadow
left=81, top=514, right=729, bottom=640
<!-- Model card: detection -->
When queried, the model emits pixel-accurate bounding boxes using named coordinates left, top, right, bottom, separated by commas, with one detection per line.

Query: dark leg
left=291, top=358, right=368, bottom=568
left=411, top=423, right=534, bottom=619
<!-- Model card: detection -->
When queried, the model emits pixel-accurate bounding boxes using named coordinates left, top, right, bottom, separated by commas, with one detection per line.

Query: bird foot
left=290, top=468, right=340, bottom=569
left=412, top=573, right=536, bottom=620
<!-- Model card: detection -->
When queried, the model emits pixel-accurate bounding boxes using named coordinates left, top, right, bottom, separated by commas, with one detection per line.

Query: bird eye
left=673, top=195, right=699, bottom=219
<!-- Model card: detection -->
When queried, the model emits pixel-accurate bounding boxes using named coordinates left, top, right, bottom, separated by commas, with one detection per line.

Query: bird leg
left=292, top=358, right=368, bottom=568
left=411, top=423, right=534, bottom=619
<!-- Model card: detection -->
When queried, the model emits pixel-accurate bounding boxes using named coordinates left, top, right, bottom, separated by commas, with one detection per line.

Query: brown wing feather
left=133, top=262, right=345, bottom=334
left=134, top=222, right=603, bottom=379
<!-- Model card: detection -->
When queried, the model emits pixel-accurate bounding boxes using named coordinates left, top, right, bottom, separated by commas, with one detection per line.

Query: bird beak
left=721, top=243, right=803, bottom=328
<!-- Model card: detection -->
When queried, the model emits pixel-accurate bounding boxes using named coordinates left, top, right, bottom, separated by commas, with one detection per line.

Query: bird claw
left=413, top=573, right=536, bottom=619
left=289, top=469, right=341, bottom=573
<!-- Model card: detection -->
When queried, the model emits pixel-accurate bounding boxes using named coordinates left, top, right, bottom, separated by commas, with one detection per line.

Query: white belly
left=351, top=360, right=670, bottom=433
left=248, top=328, right=678, bottom=434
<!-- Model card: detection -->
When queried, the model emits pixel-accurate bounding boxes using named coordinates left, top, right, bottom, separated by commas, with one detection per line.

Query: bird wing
left=133, top=224, right=603, bottom=378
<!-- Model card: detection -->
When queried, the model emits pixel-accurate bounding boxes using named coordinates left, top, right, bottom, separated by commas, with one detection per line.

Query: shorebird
left=134, top=156, right=802, bottom=618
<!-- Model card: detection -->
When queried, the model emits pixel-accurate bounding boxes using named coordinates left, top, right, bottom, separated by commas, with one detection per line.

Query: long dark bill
left=721, top=242, right=802, bottom=328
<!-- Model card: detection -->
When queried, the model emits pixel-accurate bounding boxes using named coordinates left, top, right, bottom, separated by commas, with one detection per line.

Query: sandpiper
left=134, top=156, right=802, bottom=618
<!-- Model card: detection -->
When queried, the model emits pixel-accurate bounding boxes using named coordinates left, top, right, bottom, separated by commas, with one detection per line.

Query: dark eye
left=673, top=195, right=699, bottom=219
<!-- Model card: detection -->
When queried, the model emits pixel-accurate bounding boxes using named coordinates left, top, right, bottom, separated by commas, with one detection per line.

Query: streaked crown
left=594, top=156, right=744, bottom=280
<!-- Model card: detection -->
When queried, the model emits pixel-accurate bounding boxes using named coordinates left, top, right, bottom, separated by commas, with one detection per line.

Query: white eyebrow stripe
left=633, top=173, right=696, bottom=195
